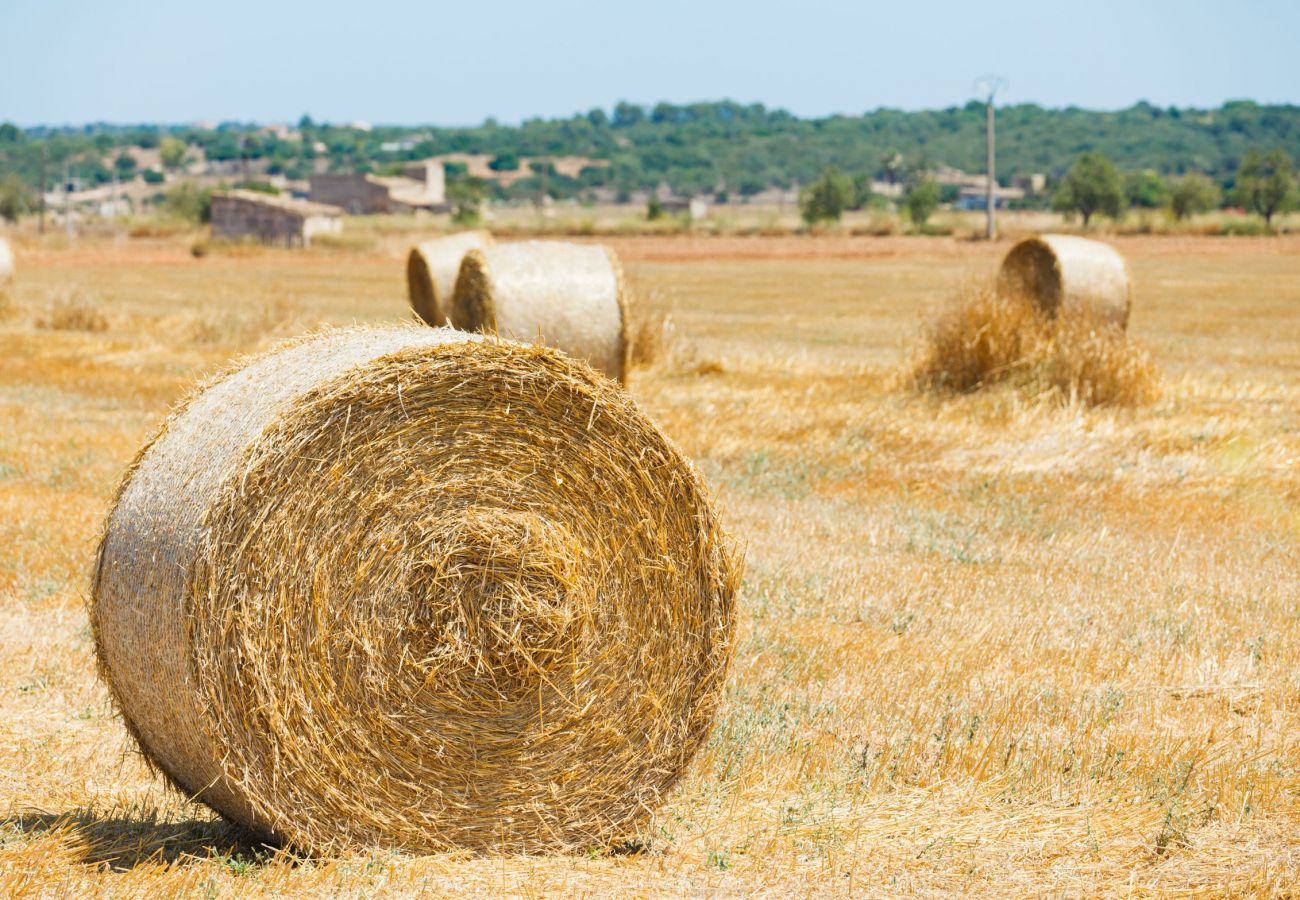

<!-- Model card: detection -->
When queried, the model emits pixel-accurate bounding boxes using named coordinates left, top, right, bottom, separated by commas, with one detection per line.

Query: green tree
left=1167, top=173, right=1221, bottom=221
left=113, top=152, right=138, bottom=178
left=488, top=153, right=519, bottom=172
left=850, top=173, right=873, bottom=211
left=1052, top=152, right=1126, bottom=226
left=448, top=178, right=484, bottom=226
left=903, top=170, right=941, bottom=230
left=799, top=167, right=854, bottom=225
left=1125, top=170, right=1168, bottom=209
left=1233, top=149, right=1295, bottom=227
left=163, top=182, right=212, bottom=223
left=160, top=137, right=187, bottom=170
left=0, top=174, right=33, bottom=222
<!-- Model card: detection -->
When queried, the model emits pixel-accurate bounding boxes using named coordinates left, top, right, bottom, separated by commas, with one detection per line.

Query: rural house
left=309, top=160, right=446, bottom=214
left=210, top=190, right=343, bottom=247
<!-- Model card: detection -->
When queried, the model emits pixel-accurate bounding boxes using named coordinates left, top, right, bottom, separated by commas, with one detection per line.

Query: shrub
left=908, top=283, right=1157, bottom=407
left=903, top=171, right=941, bottom=230
left=1233, top=149, right=1295, bottom=227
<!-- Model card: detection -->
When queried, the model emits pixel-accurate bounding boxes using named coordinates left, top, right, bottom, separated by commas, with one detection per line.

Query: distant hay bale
left=91, top=327, right=738, bottom=854
left=406, top=230, right=494, bottom=326
left=0, top=238, right=13, bottom=283
left=997, top=234, right=1133, bottom=329
left=450, top=241, right=629, bottom=382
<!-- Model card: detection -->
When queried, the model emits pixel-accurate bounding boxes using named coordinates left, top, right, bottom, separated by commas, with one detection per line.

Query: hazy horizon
left=3, top=0, right=1298, bottom=129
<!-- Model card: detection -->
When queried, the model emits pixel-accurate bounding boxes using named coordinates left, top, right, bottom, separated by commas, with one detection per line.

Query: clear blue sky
left=3, top=0, right=1297, bottom=127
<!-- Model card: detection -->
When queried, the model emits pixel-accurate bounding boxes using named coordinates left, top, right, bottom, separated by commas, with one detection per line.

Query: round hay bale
left=406, top=230, right=494, bottom=326
left=450, top=241, right=630, bottom=382
left=92, top=327, right=739, bottom=854
left=996, top=234, right=1133, bottom=329
left=0, top=237, right=13, bottom=283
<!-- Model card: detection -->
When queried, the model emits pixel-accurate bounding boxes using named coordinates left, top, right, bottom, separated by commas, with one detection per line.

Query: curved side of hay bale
left=92, top=327, right=737, bottom=853
left=996, top=234, right=1132, bottom=329
left=406, top=230, right=494, bottom=326
left=0, top=237, right=13, bottom=282
left=449, top=241, right=630, bottom=382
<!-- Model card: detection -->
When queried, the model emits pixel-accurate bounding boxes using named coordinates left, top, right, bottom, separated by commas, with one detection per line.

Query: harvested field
left=0, top=232, right=1298, bottom=895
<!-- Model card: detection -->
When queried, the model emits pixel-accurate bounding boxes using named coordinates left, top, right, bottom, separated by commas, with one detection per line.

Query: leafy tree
left=142, top=168, right=165, bottom=185
left=162, top=182, right=212, bottom=223
left=447, top=178, right=484, bottom=226
left=160, top=137, right=186, bottom=169
left=1125, top=170, right=1168, bottom=209
left=1233, top=149, right=1295, bottom=227
left=113, top=152, right=137, bottom=178
left=0, top=174, right=33, bottom=222
left=799, top=167, right=854, bottom=225
left=903, top=170, right=941, bottom=229
left=1052, top=152, right=1125, bottom=226
left=850, top=173, right=873, bottom=210
left=488, top=153, right=519, bottom=172
left=1168, top=173, right=1221, bottom=221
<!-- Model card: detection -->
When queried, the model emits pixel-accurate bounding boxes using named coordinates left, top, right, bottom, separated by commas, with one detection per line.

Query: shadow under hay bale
left=92, top=326, right=739, bottom=855
left=450, top=241, right=630, bottom=382
left=406, top=230, right=494, bottom=326
left=997, top=234, right=1133, bottom=330
left=908, top=284, right=1157, bottom=407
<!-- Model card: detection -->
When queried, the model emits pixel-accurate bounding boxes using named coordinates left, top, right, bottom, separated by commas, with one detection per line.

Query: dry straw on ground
left=450, top=241, right=630, bottom=382
left=91, top=326, right=739, bottom=854
left=997, top=234, right=1133, bottom=329
left=406, top=230, right=494, bottom=326
left=908, top=282, right=1157, bottom=406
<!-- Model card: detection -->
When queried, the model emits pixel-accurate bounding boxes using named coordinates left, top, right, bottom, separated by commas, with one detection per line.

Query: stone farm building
left=210, top=190, right=343, bottom=247
left=308, top=161, right=447, bottom=214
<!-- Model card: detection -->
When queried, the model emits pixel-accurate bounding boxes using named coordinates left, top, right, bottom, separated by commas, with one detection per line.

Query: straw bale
left=406, top=230, right=494, bottom=326
left=996, top=234, right=1133, bottom=329
left=450, top=241, right=629, bottom=382
left=91, top=326, right=738, bottom=854
left=0, top=238, right=12, bottom=282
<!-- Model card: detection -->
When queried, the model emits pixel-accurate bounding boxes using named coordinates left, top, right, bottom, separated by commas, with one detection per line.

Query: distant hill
left=3, top=100, right=1298, bottom=204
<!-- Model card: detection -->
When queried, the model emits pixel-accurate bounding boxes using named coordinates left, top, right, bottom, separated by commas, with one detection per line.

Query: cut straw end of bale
left=91, top=326, right=738, bottom=854
left=450, top=240, right=630, bottom=382
left=0, top=238, right=13, bottom=282
left=996, top=234, right=1133, bottom=329
left=406, top=230, right=494, bottom=326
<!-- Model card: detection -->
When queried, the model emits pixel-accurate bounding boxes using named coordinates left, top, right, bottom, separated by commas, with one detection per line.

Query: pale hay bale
left=91, top=326, right=739, bottom=854
left=996, top=234, right=1133, bottom=329
left=450, top=241, right=629, bottom=382
left=0, top=238, right=13, bottom=283
left=406, top=230, right=494, bottom=326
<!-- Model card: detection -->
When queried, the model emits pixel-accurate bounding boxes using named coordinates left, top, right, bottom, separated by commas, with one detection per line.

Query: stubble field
left=0, top=232, right=1298, bottom=896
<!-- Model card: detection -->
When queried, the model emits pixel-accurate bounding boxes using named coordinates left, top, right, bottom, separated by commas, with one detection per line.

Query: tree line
left=0, top=100, right=1298, bottom=221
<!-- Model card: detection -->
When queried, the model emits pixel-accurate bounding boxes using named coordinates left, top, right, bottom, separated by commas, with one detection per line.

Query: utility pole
left=976, top=76, right=1004, bottom=241
left=39, top=146, right=47, bottom=234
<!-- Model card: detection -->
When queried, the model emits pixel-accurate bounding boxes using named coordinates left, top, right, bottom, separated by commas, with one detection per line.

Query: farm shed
left=210, top=191, right=343, bottom=247
left=309, top=161, right=446, bottom=214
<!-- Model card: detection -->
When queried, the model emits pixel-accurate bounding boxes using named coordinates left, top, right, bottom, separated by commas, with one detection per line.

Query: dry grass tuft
left=628, top=307, right=675, bottom=369
left=908, top=283, right=1157, bottom=406
left=34, top=291, right=110, bottom=332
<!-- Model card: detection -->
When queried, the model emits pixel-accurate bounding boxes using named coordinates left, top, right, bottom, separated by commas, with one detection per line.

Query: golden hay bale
left=91, top=327, right=739, bottom=854
left=0, top=237, right=13, bottom=282
left=406, top=230, right=494, bottom=326
left=996, top=234, right=1133, bottom=329
left=450, top=241, right=630, bottom=382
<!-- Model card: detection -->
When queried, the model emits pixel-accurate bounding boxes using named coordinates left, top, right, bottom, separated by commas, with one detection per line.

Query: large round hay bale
left=92, top=327, right=738, bottom=854
left=450, top=241, right=630, bottom=382
left=996, top=234, right=1133, bottom=329
left=0, top=237, right=13, bottom=283
left=406, top=230, right=494, bottom=326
